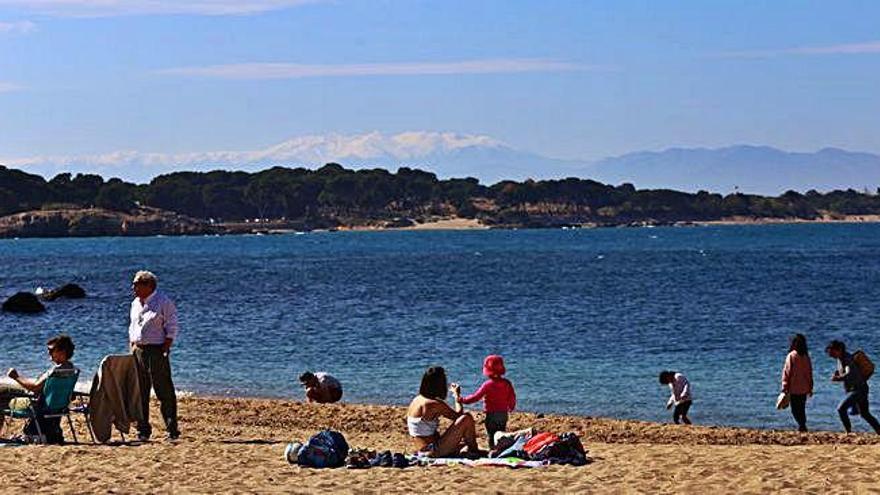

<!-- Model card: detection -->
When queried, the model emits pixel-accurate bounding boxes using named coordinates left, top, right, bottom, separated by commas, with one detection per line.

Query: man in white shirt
left=129, top=270, right=180, bottom=441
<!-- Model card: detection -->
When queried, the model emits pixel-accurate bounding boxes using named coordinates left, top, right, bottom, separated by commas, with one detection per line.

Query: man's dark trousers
left=133, top=344, right=179, bottom=438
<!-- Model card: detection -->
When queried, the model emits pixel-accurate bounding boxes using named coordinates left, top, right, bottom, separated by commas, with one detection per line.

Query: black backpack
left=533, top=432, right=589, bottom=466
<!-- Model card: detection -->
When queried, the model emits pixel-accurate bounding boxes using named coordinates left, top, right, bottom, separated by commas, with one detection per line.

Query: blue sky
left=0, top=0, right=878, bottom=175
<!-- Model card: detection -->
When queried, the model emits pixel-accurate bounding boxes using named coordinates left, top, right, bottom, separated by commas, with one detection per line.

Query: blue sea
left=2, top=224, right=880, bottom=431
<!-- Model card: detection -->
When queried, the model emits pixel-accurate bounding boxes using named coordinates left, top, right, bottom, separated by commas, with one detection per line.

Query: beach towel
left=417, top=457, right=547, bottom=469
left=472, top=457, right=549, bottom=469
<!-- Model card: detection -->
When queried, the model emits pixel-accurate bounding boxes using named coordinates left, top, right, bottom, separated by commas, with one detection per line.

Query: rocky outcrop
left=2, top=292, right=46, bottom=313
left=0, top=207, right=218, bottom=238
left=40, top=283, right=87, bottom=301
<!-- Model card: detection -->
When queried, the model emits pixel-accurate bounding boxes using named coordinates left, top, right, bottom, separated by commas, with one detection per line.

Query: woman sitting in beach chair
left=1, top=334, right=78, bottom=443
left=406, top=366, right=480, bottom=458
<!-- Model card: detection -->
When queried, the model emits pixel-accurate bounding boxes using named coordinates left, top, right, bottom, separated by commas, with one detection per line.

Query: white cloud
left=0, top=131, right=508, bottom=182
left=0, top=81, right=21, bottom=92
left=0, top=1, right=320, bottom=17
left=157, top=59, right=603, bottom=80
left=718, top=40, right=880, bottom=58
left=0, top=20, right=35, bottom=34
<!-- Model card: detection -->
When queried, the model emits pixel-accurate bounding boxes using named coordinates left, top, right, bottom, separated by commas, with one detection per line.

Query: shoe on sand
left=346, top=450, right=371, bottom=469
left=391, top=453, right=410, bottom=468
left=371, top=450, right=393, bottom=468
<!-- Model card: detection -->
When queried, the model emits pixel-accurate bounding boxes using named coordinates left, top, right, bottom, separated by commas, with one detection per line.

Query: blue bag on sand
left=296, top=430, right=350, bottom=468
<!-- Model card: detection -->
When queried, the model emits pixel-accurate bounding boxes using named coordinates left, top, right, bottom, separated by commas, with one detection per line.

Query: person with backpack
left=781, top=333, right=813, bottom=432
left=451, top=355, right=516, bottom=449
left=406, top=366, right=479, bottom=457
left=659, top=370, right=692, bottom=425
left=826, top=340, right=880, bottom=434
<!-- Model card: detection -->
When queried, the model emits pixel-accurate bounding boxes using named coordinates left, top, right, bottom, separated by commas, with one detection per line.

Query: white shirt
left=668, top=373, right=692, bottom=406
left=129, top=290, right=179, bottom=345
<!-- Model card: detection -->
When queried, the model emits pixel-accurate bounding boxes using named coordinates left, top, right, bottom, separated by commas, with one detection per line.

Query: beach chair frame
left=1, top=368, right=81, bottom=444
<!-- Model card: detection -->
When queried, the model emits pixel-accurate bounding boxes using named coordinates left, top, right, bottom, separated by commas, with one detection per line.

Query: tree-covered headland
left=2, top=163, right=880, bottom=228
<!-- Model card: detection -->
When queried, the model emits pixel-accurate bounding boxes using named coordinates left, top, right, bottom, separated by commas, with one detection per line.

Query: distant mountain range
left=588, top=146, right=880, bottom=195
left=4, top=132, right=880, bottom=195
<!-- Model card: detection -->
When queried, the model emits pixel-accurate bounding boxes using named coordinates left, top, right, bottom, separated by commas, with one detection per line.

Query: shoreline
left=3, top=395, right=879, bottom=493
left=4, top=209, right=880, bottom=239
left=226, top=214, right=880, bottom=233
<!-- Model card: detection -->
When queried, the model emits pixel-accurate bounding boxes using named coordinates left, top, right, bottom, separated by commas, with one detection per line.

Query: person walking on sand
left=826, top=340, right=880, bottom=434
left=452, top=355, right=516, bottom=449
left=129, top=270, right=180, bottom=441
left=659, top=370, right=692, bottom=425
left=781, top=333, right=813, bottom=432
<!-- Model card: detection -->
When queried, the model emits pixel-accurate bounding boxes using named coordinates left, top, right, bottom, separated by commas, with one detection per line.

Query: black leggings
left=837, top=388, right=880, bottom=434
left=789, top=394, right=807, bottom=432
left=673, top=400, right=692, bottom=424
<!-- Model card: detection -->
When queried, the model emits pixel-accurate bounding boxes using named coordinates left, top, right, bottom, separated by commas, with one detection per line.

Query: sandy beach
left=342, top=217, right=488, bottom=231
left=401, top=217, right=488, bottom=230
left=2, top=396, right=879, bottom=494
left=697, top=214, right=880, bottom=226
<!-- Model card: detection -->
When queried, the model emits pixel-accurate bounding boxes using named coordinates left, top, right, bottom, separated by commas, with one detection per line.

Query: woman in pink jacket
left=781, top=333, right=813, bottom=432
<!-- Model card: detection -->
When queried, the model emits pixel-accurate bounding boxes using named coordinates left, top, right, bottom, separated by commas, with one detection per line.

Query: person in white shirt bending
left=659, top=370, right=693, bottom=425
left=299, top=371, right=343, bottom=403
left=129, top=270, right=180, bottom=441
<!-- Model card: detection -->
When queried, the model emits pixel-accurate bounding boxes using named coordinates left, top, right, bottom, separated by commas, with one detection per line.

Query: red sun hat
left=483, top=355, right=506, bottom=377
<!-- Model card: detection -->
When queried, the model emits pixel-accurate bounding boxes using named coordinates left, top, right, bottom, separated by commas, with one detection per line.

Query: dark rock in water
left=2, top=292, right=46, bottom=313
left=41, top=283, right=87, bottom=301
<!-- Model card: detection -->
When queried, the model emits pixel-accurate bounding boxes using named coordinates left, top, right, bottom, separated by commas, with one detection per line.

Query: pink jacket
left=781, top=350, right=813, bottom=395
left=460, top=377, right=516, bottom=413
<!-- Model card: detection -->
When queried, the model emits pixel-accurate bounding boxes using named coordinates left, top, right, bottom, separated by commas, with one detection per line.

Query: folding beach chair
left=1, top=368, right=81, bottom=444
left=69, top=391, right=97, bottom=443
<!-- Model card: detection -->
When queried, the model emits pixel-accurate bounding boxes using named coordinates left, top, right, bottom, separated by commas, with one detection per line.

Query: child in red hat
left=452, top=355, right=517, bottom=449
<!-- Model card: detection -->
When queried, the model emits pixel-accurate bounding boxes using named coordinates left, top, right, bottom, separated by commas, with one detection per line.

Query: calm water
left=2, top=225, right=880, bottom=431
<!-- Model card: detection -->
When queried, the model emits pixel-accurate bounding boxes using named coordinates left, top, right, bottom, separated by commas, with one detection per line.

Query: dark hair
left=419, top=366, right=448, bottom=400
left=826, top=340, right=846, bottom=354
left=298, top=371, right=316, bottom=384
left=790, top=333, right=809, bottom=356
left=47, top=334, right=74, bottom=359
left=658, top=370, right=675, bottom=384
left=660, top=370, right=675, bottom=385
